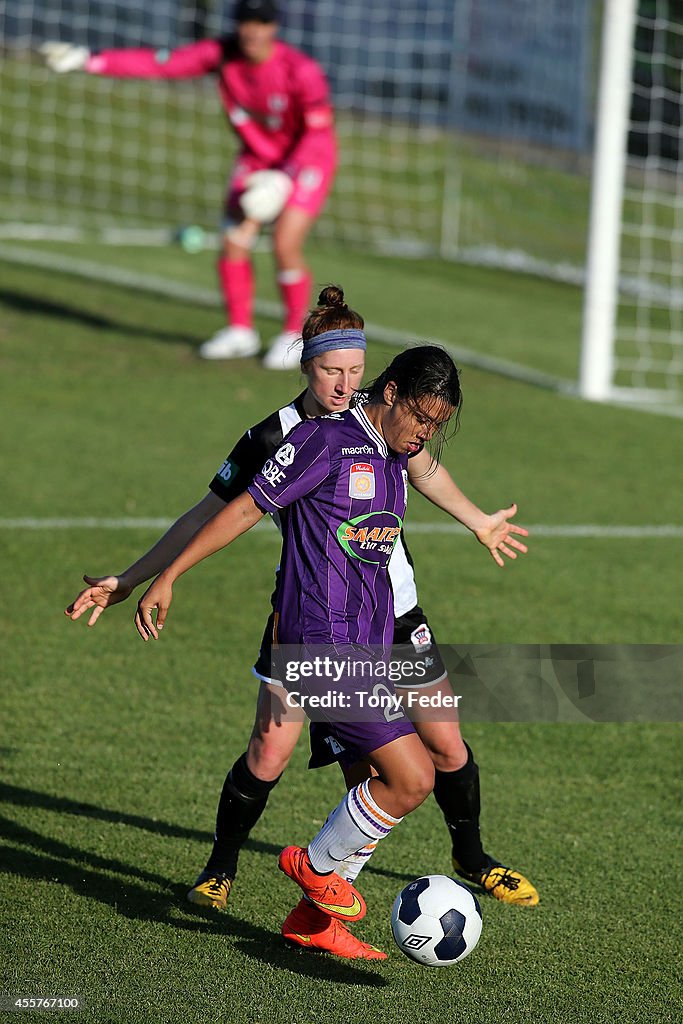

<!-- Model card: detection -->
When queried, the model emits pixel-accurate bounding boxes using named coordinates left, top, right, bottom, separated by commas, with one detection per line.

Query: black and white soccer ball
left=391, top=875, right=482, bottom=966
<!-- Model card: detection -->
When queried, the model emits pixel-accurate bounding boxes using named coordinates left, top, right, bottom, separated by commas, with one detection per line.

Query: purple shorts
left=272, top=641, right=417, bottom=767
left=309, top=716, right=416, bottom=768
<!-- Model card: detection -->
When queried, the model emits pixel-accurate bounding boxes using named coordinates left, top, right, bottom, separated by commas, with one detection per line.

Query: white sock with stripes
left=307, top=779, right=402, bottom=875
left=336, top=842, right=378, bottom=883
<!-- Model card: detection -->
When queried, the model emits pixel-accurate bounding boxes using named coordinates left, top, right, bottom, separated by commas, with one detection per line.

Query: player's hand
left=239, top=170, right=293, bottom=223
left=40, top=41, right=90, bottom=73
left=135, top=575, right=173, bottom=641
left=65, top=575, right=133, bottom=627
left=474, top=504, right=529, bottom=567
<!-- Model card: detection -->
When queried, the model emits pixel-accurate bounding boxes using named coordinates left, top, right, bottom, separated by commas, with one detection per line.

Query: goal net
left=581, top=0, right=682, bottom=405
left=0, top=0, right=593, bottom=263
left=616, top=0, right=683, bottom=400
left=1, top=1, right=681, bottom=404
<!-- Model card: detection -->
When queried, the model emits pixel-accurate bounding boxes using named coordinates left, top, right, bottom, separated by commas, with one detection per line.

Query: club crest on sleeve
left=275, top=442, right=296, bottom=467
left=349, top=463, right=375, bottom=499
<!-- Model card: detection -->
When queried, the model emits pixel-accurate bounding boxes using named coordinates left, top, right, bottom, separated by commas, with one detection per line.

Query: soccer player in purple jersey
left=132, top=340, right=518, bottom=955
left=42, top=0, right=336, bottom=369
left=66, top=287, right=536, bottom=958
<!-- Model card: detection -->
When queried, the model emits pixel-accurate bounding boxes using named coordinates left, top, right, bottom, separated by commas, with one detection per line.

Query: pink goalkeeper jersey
left=86, top=38, right=336, bottom=173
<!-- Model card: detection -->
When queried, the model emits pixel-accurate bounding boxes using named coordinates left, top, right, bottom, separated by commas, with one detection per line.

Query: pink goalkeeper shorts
left=225, top=150, right=336, bottom=222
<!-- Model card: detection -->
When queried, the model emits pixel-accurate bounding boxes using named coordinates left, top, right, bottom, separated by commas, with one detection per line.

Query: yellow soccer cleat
left=452, top=856, right=539, bottom=906
left=187, top=870, right=233, bottom=911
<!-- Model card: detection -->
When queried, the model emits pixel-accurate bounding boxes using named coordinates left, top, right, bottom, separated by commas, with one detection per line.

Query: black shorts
left=252, top=605, right=447, bottom=691
left=391, top=604, right=448, bottom=690
left=252, top=611, right=279, bottom=685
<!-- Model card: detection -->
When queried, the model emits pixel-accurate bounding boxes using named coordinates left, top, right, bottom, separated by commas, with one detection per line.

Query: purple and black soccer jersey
left=208, top=395, right=448, bottom=752
left=247, top=406, right=409, bottom=649
left=208, top=392, right=421, bottom=620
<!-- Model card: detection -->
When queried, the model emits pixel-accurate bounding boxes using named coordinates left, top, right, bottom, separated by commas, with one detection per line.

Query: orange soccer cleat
left=282, top=899, right=386, bottom=960
left=278, top=846, right=366, bottom=922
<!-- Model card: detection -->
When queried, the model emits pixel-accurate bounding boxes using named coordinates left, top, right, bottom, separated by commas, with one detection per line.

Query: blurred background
left=1, top=0, right=681, bottom=401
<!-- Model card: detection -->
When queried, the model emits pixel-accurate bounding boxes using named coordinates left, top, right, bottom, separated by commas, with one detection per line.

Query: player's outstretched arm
left=407, top=450, right=528, bottom=567
left=135, top=491, right=265, bottom=641
left=41, top=38, right=224, bottom=79
left=65, top=492, right=226, bottom=627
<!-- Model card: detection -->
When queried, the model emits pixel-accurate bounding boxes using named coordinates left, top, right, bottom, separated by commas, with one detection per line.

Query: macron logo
left=341, top=445, right=375, bottom=456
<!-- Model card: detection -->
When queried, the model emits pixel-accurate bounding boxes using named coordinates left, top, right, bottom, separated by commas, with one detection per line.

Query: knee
left=419, top=726, right=468, bottom=773
left=416, top=759, right=436, bottom=803
left=247, top=732, right=290, bottom=781
left=272, top=232, right=302, bottom=268
left=222, top=224, right=253, bottom=260
left=428, top=740, right=468, bottom=774
left=398, top=760, right=435, bottom=814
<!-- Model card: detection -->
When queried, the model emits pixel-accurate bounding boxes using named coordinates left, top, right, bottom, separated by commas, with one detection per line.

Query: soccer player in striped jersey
left=42, top=0, right=336, bottom=369
left=66, top=288, right=536, bottom=959
left=136, top=342, right=466, bottom=955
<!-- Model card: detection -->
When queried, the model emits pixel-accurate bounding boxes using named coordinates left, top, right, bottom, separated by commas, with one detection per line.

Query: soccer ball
left=239, top=170, right=293, bottom=223
left=391, top=875, right=482, bottom=966
left=176, top=225, right=205, bottom=254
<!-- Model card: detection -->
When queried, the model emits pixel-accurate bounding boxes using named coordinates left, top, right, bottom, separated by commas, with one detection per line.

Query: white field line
left=1, top=518, right=682, bottom=538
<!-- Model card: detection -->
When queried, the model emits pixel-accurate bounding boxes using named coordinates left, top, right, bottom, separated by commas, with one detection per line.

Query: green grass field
left=1, top=245, right=681, bottom=1024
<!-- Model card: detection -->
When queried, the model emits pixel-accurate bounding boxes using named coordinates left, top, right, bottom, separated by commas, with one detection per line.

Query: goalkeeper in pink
left=42, top=0, right=337, bottom=370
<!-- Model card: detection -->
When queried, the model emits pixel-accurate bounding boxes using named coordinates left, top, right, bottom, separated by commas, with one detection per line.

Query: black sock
left=433, top=743, right=487, bottom=874
left=205, top=752, right=281, bottom=878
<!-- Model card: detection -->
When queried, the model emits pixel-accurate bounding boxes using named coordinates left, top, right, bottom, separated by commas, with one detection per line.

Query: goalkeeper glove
left=40, top=41, right=91, bottom=74
left=239, top=170, right=293, bottom=224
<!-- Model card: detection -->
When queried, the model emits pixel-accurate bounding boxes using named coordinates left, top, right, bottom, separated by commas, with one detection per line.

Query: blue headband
left=301, top=328, right=367, bottom=363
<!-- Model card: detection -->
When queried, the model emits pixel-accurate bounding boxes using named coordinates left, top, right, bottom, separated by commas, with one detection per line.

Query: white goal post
left=580, top=0, right=639, bottom=401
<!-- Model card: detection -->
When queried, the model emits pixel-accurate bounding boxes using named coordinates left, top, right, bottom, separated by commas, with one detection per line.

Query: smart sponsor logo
left=337, top=511, right=403, bottom=564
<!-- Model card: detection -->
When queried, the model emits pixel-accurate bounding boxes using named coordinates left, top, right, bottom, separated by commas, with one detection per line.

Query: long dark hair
left=361, top=345, right=462, bottom=460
